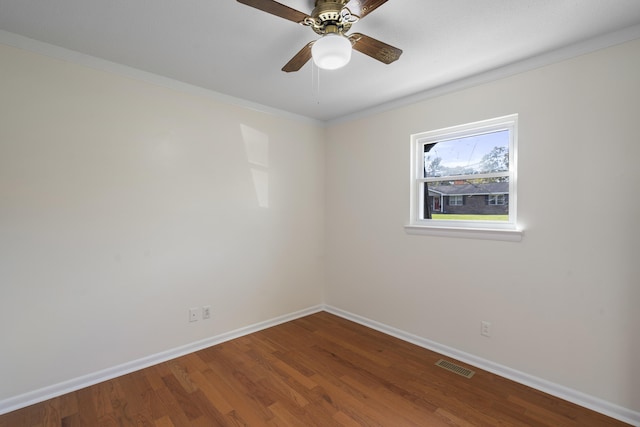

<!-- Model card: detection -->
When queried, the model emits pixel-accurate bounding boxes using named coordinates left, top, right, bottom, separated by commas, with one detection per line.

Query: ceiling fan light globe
left=312, top=34, right=352, bottom=70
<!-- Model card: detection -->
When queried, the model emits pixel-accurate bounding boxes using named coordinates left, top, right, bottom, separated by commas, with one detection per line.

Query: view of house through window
left=410, top=115, right=518, bottom=230
left=423, top=129, right=509, bottom=220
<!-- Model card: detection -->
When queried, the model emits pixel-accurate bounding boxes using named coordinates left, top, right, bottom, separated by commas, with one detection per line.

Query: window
left=407, top=115, right=521, bottom=240
left=449, top=195, right=463, bottom=206
left=488, top=194, right=506, bottom=205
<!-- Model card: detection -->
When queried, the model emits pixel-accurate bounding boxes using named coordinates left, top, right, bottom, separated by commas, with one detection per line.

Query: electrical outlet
left=481, top=321, right=491, bottom=337
left=189, top=307, right=199, bottom=322
left=202, top=305, right=211, bottom=320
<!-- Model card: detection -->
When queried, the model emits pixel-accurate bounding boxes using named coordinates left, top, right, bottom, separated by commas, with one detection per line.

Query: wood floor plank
left=188, top=389, right=230, bottom=426
left=332, top=410, right=363, bottom=427
left=153, top=416, right=175, bottom=427
left=189, top=370, right=234, bottom=415
left=152, top=380, right=194, bottom=427
left=201, top=365, right=275, bottom=426
left=41, top=400, right=61, bottom=427
left=167, top=361, right=198, bottom=394
left=308, top=374, right=387, bottom=427
left=59, top=413, right=82, bottom=427
left=339, top=374, right=448, bottom=427
left=0, top=312, right=632, bottom=426
left=160, top=374, right=203, bottom=422
left=250, top=344, right=319, bottom=391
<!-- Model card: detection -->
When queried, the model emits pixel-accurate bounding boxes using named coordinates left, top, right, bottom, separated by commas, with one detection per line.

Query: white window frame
left=406, top=114, right=522, bottom=241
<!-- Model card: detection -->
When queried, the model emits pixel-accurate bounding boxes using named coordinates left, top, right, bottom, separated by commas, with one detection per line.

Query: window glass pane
left=423, top=178, right=509, bottom=221
left=423, top=130, right=509, bottom=178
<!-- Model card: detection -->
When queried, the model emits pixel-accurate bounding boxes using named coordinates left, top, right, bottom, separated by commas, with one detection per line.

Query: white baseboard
left=2, top=304, right=638, bottom=425
left=0, top=305, right=324, bottom=416
left=323, top=305, right=640, bottom=426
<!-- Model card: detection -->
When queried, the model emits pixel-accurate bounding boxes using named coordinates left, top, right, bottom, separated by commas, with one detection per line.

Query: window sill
left=404, top=224, right=523, bottom=242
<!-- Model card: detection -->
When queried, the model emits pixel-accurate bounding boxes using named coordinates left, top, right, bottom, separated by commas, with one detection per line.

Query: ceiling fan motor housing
left=311, top=0, right=353, bottom=35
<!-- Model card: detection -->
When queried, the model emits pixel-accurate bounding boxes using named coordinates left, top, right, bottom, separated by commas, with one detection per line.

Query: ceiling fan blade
left=282, top=42, right=314, bottom=72
left=346, top=0, right=389, bottom=18
left=236, top=0, right=310, bottom=24
left=349, top=32, right=402, bottom=64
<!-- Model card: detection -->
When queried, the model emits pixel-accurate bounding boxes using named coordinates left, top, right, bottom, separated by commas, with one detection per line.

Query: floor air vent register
left=435, top=359, right=476, bottom=379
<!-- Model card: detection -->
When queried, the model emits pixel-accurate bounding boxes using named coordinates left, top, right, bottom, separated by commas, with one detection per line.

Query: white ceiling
left=1, top=0, right=640, bottom=122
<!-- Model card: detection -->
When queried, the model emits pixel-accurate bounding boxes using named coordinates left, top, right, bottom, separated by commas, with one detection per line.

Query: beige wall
left=0, top=43, right=325, bottom=400
left=1, top=35, right=639, bottom=417
left=325, top=39, right=640, bottom=411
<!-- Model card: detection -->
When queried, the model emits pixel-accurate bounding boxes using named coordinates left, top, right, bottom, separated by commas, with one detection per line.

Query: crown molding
left=0, top=30, right=324, bottom=127
left=2, top=23, right=639, bottom=128
left=328, top=23, right=640, bottom=126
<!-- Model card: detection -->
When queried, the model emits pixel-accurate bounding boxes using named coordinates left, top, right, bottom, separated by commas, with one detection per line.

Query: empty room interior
left=1, top=1, right=639, bottom=426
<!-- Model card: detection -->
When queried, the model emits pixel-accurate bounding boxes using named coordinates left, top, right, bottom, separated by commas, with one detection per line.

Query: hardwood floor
left=0, top=312, right=631, bottom=426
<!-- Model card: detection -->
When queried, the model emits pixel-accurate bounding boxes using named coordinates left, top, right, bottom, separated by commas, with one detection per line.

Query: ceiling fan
left=236, top=0, right=402, bottom=72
